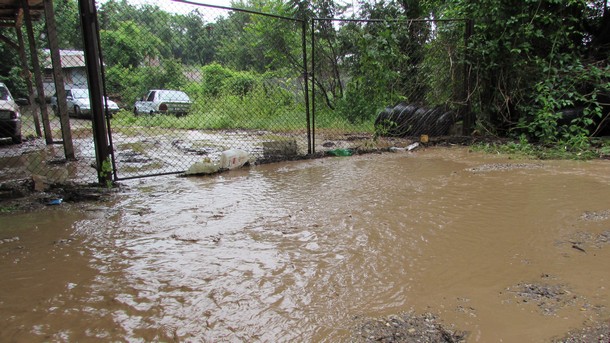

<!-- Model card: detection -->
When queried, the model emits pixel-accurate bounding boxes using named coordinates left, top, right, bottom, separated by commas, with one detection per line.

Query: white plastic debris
left=406, top=142, right=420, bottom=151
left=219, top=149, right=250, bottom=170
left=185, top=158, right=220, bottom=175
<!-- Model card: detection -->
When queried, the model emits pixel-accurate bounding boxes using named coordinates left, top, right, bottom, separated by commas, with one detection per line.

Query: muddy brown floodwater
left=2, top=146, right=610, bottom=342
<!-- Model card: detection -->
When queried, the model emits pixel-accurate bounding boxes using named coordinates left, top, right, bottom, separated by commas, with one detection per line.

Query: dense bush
left=459, top=0, right=610, bottom=147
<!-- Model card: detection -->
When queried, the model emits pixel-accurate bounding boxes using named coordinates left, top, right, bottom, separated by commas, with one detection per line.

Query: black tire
left=435, top=111, right=456, bottom=136
left=74, top=105, right=82, bottom=118
left=394, top=103, right=418, bottom=136
left=11, top=135, right=21, bottom=144
left=133, top=107, right=139, bottom=116
left=406, top=107, right=428, bottom=136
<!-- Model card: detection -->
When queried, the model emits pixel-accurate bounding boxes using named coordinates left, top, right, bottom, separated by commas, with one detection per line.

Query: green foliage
left=0, top=65, right=28, bottom=98
left=191, top=64, right=266, bottom=99
left=2, top=0, right=607, bottom=153
left=105, top=59, right=187, bottom=107
left=334, top=81, right=383, bottom=124
left=198, top=63, right=234, bottom=97
left=222, top=72, right=258, bottom=97
left=373, top=119, right=397, bottom=141
left=113, top=65, right=306, bottom=131
left=99, top=157, right=113, bottom=188
left=472, top=134, right=599, bottom=160
left=458, top=0, right=609, bottom=147
left=53, top=0, right=82, bottom=49
left=518, top=57, right=610, bottom=149
left=101, top=21, right=164, bottom=68
left=0, top=205, right=18, bottom=213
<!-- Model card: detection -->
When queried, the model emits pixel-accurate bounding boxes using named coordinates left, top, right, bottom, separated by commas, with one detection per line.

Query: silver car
left=134, top=89, right=191, bottom=116
left=51, top=88, right=120, bottom=118
left=0, top=82, right=24, bottom=144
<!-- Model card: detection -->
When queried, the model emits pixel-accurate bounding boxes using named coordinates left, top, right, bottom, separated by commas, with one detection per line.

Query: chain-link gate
left=97, top=0, right=310, bottom=180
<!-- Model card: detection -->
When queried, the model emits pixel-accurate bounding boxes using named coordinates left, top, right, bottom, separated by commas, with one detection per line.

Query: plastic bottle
left=327, top=148, right=353, bottom=156
left=219, top=149, right=250, bottom=169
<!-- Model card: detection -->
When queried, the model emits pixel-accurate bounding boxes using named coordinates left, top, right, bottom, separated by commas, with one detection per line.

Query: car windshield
left=158, top=90, right=189, bottom=102
left=71, top=89, right=89, bottom=99
left=0, top=86, right=12, bottom=101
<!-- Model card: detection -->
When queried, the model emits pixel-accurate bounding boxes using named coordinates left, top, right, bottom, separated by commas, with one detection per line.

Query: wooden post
left=15, top=25, right=42, bottom=137
left=44, top=0, right=75, bottom=159
left=21, top=0, right=53, bottom=144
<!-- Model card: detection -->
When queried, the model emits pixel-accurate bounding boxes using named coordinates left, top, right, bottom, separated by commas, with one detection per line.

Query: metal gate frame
left=79, top=0, right=472, bottom=183
left=79, top=0, right=311, bottom=182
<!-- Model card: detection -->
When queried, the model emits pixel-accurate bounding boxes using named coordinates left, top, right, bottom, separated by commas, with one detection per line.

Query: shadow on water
left=2, top=147, right=610, bottom=341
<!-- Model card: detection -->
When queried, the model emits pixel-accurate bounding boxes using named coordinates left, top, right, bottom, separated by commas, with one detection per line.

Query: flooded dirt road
left=2, top=147, right=610, bottom=342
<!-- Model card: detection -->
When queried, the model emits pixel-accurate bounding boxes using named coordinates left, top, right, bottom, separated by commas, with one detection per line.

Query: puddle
left=1, top=146, right=610, bottom=341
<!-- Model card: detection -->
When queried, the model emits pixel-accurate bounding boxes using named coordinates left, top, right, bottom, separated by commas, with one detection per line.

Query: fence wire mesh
left=311, top=18, right=468, bottom=147
left=100, top=1, right=310, bottom=179
left=1, top=0, right=469, bottom=185
left=2, top=0, right=311, bottom=183
left=0, top=7, right=98, bottom=185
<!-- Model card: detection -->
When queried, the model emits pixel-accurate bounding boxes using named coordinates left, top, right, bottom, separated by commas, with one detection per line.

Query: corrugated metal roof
left=42, top=49, right=86, bottom=69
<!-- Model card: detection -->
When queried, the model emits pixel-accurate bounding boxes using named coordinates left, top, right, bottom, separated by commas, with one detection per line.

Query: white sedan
left=51, top=88, right=120, bottom=118
left=134, top=89, right=191, bottom=116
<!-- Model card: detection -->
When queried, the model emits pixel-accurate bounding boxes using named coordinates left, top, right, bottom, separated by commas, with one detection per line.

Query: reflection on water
left=2, top=147, right=610, bottom=342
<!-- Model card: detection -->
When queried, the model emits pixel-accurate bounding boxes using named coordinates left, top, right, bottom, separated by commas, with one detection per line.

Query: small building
left=42, top=49, right=88, bottom=99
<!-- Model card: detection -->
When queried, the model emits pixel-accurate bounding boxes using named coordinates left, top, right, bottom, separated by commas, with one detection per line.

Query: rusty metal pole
left=310, top=19, right=316, bottom=154
left=21, top=0, right=53, bottom=144
left=79, top=0, right=111, bottom=185
left=44, top=0, right=75, bottom=159
left=301, top=19, right=311, bottom=155
left=15, top=25, right=42, bottom=137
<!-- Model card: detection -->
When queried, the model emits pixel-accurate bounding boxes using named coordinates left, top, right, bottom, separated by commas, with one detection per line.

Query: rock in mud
left=352, top=312, right=467, bottom=342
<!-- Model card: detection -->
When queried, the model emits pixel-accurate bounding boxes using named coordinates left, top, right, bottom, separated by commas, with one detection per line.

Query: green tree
left=100, top=21, right=163, bottom=68
left=51, top=0, right=81, bottom=49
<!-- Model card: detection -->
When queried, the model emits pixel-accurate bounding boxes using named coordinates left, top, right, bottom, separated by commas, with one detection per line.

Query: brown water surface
left=2, top=147, right=610, bottom=342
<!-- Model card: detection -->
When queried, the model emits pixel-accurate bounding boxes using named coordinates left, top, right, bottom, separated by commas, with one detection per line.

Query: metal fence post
left=79, top=0, right=111, bottom=185
left=310, top=19, right=316, bottom=154
left=301, top=19, right=311, bottom=154
left=462, top=19, right=474, bottom=135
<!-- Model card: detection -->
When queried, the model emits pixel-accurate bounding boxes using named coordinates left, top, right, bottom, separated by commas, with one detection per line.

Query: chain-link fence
left=311, top=18, right=468, bottom=148
left=99, top=1, right=310, bottom=179
left=0, top=2, right=99, bottom=185
left=1, top=0, right=469, bottom=185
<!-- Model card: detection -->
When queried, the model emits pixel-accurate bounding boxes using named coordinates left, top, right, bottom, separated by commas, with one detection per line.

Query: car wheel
left=74, top=106, right=81, bottom=118
left=133, top=107, right=139, bottom=116
left=11, top=135, right=21, bottom=144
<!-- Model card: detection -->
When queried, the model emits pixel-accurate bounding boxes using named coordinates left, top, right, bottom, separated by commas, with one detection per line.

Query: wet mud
left=1, top=146, right=610, bottom=342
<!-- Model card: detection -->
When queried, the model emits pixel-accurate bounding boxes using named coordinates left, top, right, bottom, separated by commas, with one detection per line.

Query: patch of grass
left=0, top=205, right=17, bottom=213
left=472, top=135, right=606, bottom=160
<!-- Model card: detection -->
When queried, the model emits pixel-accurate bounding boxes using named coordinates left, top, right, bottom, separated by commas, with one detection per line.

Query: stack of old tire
left=374, top=102, right=459, bottom=137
